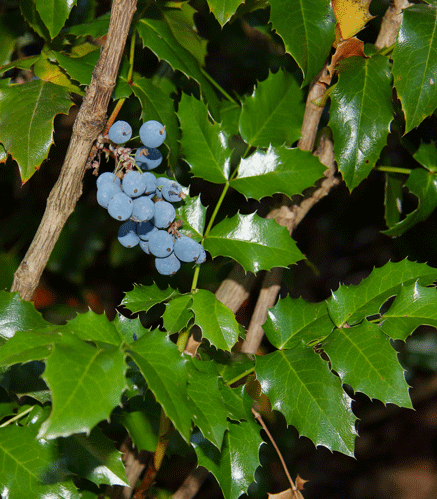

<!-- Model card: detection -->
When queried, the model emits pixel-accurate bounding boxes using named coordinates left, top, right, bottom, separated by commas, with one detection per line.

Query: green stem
left=200, top=68, right=239, bottom=104
left=204, top=182, right=230, bottom=239
left=376, top=166, right=412, bottom=175
left=0, top=406, right=33, bottom=428
left=225, top=366, right=255, bottom=387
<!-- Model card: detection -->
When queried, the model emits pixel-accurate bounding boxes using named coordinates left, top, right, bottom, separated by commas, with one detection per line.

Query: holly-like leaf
left=114, top=314, right=147, bottom=344
left=162, top=294, right=194, bottom=335
left=230, top=145, right=326, bottom=201
left=0, top=291, right=49, bottom=341
left=323, top=321, right=412, bottom=407
left=329, top=55, right=393, bottom=190
left=256, top=345, right=356, bottom=456
left=127, top=330, right=191, bottom=441
left=177, top=93, right=232, bottom=184
left=175, top=195, right=207, bottom=241
left=65, top=12, right=110, bottom=38
left=61, top=426, right=129, bottom=487
left=61, top=310, right=123, bottom=345
left=0, top=424, right=80, bottom=499
left=332, top=0, right=374, bottom=41
left=383, top=168, right=437, bottom=237
left=327, top=259, right=437, bottom=327
left=187, top=361, right=229, bottom=448
left=204, top=212, right=303, bottom=273
left=208, top=0, right=243, bottom=25
left=192, top=421, right=263, bottom=499
left=132, top=76, right=181, bottom=166
left=53, top=48, right=100, bottom=87
left=384, top=173, right=403, bottom=229
left=190, top=289, right=240, bottom=351
left=269, top=0, right=336, bottom=85
left=0, top=79, right=73, bottom=182
left=121, top=283, right=180, bottom=314
left=238, top=70, right=305, bottom=148
left=38, top=336, right=127, bottom=439
left=381, top=282, right=437, bottom=340
left=392, top=4, right=437, bottom=133
left=414, top=141, right=437, bottom=173
left=0, top=330, right=62, bottom=367
left=33, top=52, right=84, bottom=94
left=263, top=296, right=334, bottom=349
left=34, top=0, right=78, bottom=39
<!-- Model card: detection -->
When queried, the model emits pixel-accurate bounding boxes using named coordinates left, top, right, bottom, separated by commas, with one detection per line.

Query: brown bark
left=11, top=0, right=138, bottom=301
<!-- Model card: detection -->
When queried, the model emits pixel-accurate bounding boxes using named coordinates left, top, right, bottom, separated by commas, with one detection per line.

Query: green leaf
left=192, top=421, right=262, bottom=499
left=381, top=282, right=437, bottom=340
left=127, top=331, right=191, bottom=441
left=208, top=0, right=243, bottom=25
left=383, top=168, right=437, bottom=236
left=0, top=12, right=23, bottom=67
left=263, top=296, right=334, bottom=349
left=0, top=361, right=51, bottom=404
left=114, top=314, right=147, bottom=344
left=177, top=93, right=232, bottom=184
left=230, top=145, right=326, bottom=201
left=121, top=283, right=180, bottom=314
left=175, top=195, right=207, bottom=241
left=61, top=310, right=123, bottom=345
left=392, top=4, right=437, bottom=132
left=190, top=290, right=240, bottom=351
left=384, top=174, right=403, bottom=228
left=327, top=259, right=437, bottom=328
left=256, top=345, right=356, bottom=456
left=323, top=321, right=412, bottom=407
left=269, top=0, right=336, bottom=85
left=132, top=76, right=181, bottom=166
left=65, top=12, right=110, bottom=38
left=0, top=330, right=62, bottom=367
left=0, top=79, right=73, bottom=182
left=52, top=48, right=100, bottom=87
left=329, top=55, right=393, bottom=190
left=239, top=70, right=305, bottom=148
left=61, top=426, right=129, bottom=486
left=38, top=337, right=127, bottom=439
left=33, top=52, right=83, bottom=94
left=19, top=0, right=51, bottom=40
left=414, top=141, right=437, bottom=173
left=0, top=424, right=80, bottom=499
left=34, top=0, right=78, bottom=39
left=204, top=212, right=303, bottom=273
left=162, top=294, right=194, bottom=335
left=0, top=291, right=49, bottom=341
left=135, top=4, right=220, bottom=118
left=187, top=361, right=229, bottom=448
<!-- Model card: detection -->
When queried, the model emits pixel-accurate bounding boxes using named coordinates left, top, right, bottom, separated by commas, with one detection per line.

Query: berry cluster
left=95, top=120, right=206, bottom=276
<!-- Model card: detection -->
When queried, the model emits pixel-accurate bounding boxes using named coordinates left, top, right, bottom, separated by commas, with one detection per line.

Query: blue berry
left=97, top=182, right=121, bottom=208
left=118, top=220, right=140, bottom=248
left=153, top=200, right=176, bottom=229
left=137, top=221, right=158, bottom=241
left=162, top=181, right=183, bottom=203
left=122, top=170, right=147, bottom=198
left=196, top=247, right=207, bottom=264
left=141, top=172, right=157, bottom=196
left=148, top=230, right=174, bottom=258
left=108, top=121, right=132, bottom=144
left=139, top=120, right=166, bottom=148
left=108, top=192, right=133, bottom=221
left=174, top=235, right=202, bottom=262
left=132, top=196, right=155, bottom=222
left=139, top=240, right=150, bottom=254
left=97, top=172, right=121, bottom=189
left=138, top=147, right=163, bottom=170
left=154, top=177, right=173, bottom=199
left=155, top=253, right=181, bottom=276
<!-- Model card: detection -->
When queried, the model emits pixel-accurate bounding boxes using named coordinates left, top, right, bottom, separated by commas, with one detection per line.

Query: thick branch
left=11, top=0, right=137, bottom=301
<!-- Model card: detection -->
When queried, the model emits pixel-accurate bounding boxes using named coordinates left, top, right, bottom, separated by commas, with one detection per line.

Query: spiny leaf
left=256, top=345, right=356, bottom=456
left=121, top=283, right=180, bottom=314
left=162, top=294, right=194, bottom=335
left=207, top=0, right=243, bottom=25
left=323, top=321, right=412, bottom=407
left=34, top=0, right=78, bottom=39
left=175, top=195, right=208, bottom=242
left=61, top=310, right=123, bottom=345
left=204, top=212, right=303, bottom=273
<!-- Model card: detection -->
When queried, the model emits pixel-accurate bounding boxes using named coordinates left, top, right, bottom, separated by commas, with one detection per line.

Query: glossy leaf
left=414, top=141, right=437, bottom=173
left=61, top=310, right=123, bottom=345
left=0, top=330, right=62, bottom=367
left=33, top=52, right=83, bottom=94
left=175, top=195, right=207, bottom=241
left=263, top=296, right=334, bottom=349
left=327, top=260, right=437, bottom=328
left=114, top=314, right=147, bottom=344
left=230, top=146, right=326, bottom=201
left=239, top=70, right=305, bottom=148
left=34, top=0, right=78, bottom=39
left=0, top=291, right=49, bottom=341
left=53, top=49, right=100, bottom=87
left=208, top=0, right=242, bottom=25
left=0, top=79, right=73, bottom=182
left=256, top=345, right=356, bottom=456
left=392, top=4, right=437, bottom=132
left=177, top=93, right=232, bottom=184
left=38, top=337, right=127, bottom=439
left=61, top=427, right=129, bottom=486
left=162, top=294, right=194, bottom=335
left=329, top=55, right=393, bottom=190
left=204, top=212, right=303, bottom=273
left=269, top=0, right=336, bottom=85
left=0, top=424, right=80, bottom=499
left=192, top=421, right=263, bottom=499
left=323, top=321, right=412, bottom=407
left=381, top=282, right=437, bottom=340
left=187, top=362, right=229, bottom=448
left=190, top=289, right=240, bottom=351
left=121, top=283, right=180, bottom=314
left=383, top=168, right=437, bottom=237
left=127, top=331, right=191, bottom=441
left=384, top=174, right=403, bottom=229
